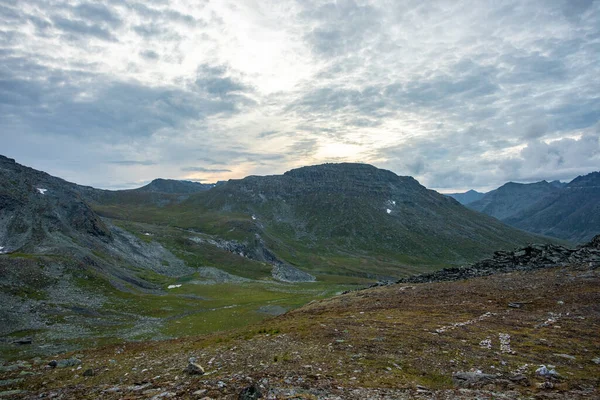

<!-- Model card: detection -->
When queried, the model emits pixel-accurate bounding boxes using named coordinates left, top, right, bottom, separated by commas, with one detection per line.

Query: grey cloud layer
left=0, top=0, right=598, bottom=190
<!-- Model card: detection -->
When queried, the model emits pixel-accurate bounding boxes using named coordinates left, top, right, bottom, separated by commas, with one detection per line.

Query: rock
left=536, top=365, right=560, bottom=378
left=554, top=353, right=576, bottom=360
left=184, top=362, right=204, bottom=375
left=0, top=365, right=20, bottom=373
left=508, top=302, right=523, bottom=308
left=83, top=368, right=94, bottom=377
left=0, top=390, right=27, bottom=398
left=397, top=235, right=600, bottom=285
left=239, top=384, right=262, bottom=399
left=47, top=360, right=57, bottom=369
left=452, top=372, right=499, bottom=387
left=193, top=389, right=207, bottom=396
left=0, top=379, right=24, bottom=387
left=12, top=338, right=32, bottom=345
left=538, top=381, right=555, bottom=389
left=508, top=374, right=530, bottom=386
left=592, top=357, right=600, bottom=365
left=57, top=358, right=82, bottom=368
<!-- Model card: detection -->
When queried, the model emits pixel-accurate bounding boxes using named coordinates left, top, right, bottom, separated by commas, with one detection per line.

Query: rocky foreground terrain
left=1, top=237, right=598, bottom=399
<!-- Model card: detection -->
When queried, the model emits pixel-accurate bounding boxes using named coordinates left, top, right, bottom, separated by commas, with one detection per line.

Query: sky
left=1, top=0, right=599, bottom=192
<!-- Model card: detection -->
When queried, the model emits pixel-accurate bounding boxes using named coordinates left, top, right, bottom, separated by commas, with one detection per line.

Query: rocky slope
left=1, top=237, right=598, bottom=399
left=396, top=234, right=600, bottom=284
left=468, top=172, right=600, bottom=242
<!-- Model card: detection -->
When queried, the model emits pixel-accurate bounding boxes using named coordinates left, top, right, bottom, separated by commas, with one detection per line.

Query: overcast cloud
left=1, top=0, right=599, bottom=191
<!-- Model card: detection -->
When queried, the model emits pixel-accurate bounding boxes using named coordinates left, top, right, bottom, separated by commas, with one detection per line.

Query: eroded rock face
left=397, top=235, right=600, bottom=284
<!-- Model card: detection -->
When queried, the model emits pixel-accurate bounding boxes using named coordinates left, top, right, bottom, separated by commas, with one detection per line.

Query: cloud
left=0, top=0, right=598, bottom=191
left=51, top=16, right=118, bottom=42
left=181, top=166, right=232, bottom=173
left=108, top=160, right=157, bottom=166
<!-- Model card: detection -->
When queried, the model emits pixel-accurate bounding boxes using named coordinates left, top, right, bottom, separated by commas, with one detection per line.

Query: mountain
left=468, top=173, right=600, bottom=242
left=445, top=189, right=485, bottom=205
left=166, top=163, right=553, bottom=278
left=504, top=172, right=600, bottom=243
left=135, top=178, right=216, bottom=194
left=468, top=180, right=561, bottom=220
left=0, top=156, right=559, bottom=361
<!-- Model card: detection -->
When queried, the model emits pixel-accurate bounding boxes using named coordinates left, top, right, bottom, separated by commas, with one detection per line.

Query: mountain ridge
left=468, top=171, right=600, bottom=242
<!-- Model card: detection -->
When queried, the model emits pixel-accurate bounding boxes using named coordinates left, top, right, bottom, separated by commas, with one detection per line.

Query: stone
left=536, top=365, right=559, bottom=378
left=12, top=338, right=32, bottom=345
left=239, top=384, right=262, bottom=399
left=554, top=353, right=576, bottom=360
left=0, top=379, right=24, bottom=387
left=83, top=368, right=94, bottom=377
left=184, top=362, right=204, bottom=375
left=508, top=374, right=530, bottom=386
left=452, top=372, right=499, bottom=387
left=0, top=390, right=27, bottom=398
left=50, top=358, right=81, bottom=369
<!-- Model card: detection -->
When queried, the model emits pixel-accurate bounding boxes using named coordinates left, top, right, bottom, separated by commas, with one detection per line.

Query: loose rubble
left=397, top=235, right=600, bottom=284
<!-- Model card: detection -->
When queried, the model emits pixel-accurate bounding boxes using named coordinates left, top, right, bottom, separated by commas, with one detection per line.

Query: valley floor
left=1, top=263, right=599, bottom=399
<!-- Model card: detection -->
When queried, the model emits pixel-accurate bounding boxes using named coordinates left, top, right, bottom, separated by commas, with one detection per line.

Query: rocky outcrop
left=271, top=263, right=315, bottom=283
left=397, top=235, right=600, bottom=284
left=189, top=235, right=315, bottom=282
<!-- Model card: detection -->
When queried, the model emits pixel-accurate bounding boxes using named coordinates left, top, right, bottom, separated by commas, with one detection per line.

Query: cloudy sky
left=1, top=0, right=599, bottom=192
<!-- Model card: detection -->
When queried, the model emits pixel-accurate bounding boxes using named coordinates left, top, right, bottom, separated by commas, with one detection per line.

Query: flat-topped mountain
left=135, top=178, right=215, bottom=194
left=177, top=163, right=552, bottom=277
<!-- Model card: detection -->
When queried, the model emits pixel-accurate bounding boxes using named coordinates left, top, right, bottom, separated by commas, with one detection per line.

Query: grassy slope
left=3, top=264, right=598, bottom=399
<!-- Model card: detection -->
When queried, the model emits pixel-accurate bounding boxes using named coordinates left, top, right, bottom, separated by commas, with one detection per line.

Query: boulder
left=452, top=371, right=499, bottom=387
left=184, top=362, right=204, bottom=375
left=239, top=384, right=262, bottom=399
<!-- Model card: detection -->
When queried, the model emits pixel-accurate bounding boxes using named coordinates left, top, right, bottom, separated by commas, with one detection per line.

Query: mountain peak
left=137, top=178, right=214, bottom=194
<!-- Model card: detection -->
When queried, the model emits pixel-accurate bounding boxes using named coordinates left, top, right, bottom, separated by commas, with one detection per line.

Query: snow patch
left=37, top=188, right=47, bottom=195
left=167, top=284, right=182, bottom=289
left=386, top=209, right=392, bottom=214
left=0, top=246, right=5, bottom=254
left=251, top=215, right=257, bottom=220
left=144, top=233, right=152, bottom=236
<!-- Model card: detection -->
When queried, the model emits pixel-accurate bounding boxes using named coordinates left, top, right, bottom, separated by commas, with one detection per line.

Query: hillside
left=167, top=163, right=553, bottom=279
left=468, top=172, right=600, bottom=242
left=0, top=156, right=341, bottom=360
left=2, top=237, right=598, bottom=399
left=505, top=172, right=600, bottom=243
left=0, top=157, right=560, bottom=365
left=468, top=181, right=561, bottom=221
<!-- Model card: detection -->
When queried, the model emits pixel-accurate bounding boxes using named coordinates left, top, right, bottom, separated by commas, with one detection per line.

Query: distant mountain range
left=449, top=173, right=599, bottom=243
